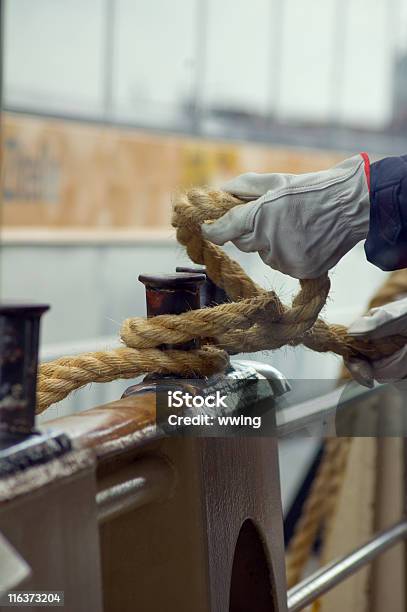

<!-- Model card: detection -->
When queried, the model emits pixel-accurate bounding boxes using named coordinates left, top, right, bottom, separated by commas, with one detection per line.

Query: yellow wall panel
left=1, top=113, right=344, bottom=230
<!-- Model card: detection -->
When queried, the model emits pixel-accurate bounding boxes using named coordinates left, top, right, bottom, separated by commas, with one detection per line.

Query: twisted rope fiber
left=37, top=188, right=407, bottom=413
left=285, top=438, right=352, bottom=588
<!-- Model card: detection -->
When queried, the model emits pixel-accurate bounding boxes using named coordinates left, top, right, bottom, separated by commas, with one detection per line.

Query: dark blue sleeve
left=365, top=155, right=407, bottom=270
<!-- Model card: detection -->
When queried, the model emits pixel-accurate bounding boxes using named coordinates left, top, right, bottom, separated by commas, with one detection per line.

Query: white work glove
left=346, top=296, right=407, bottom=387
left=202, top=155, right=370, bottom=279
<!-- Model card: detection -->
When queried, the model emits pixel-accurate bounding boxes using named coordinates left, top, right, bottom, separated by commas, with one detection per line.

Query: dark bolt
left=0, top=304, right=49, bottom=438
left=176, top=266, right=230, bottom=307
left=139, top=273, right=205, bottom=351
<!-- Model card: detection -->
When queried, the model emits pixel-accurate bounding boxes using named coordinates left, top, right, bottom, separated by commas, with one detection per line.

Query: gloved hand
left=202, top=155, right=370, bottom=279
left=346, top=295, right=407, bottom=387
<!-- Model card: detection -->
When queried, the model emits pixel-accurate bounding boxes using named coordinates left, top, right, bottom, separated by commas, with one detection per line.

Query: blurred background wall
left=1, top=0, right=407, bottom=423
left=4, top=0, right=407, bottom=137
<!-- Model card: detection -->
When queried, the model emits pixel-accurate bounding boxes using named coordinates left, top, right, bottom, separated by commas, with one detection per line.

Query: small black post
left=0, top=304, right=48, bottom=443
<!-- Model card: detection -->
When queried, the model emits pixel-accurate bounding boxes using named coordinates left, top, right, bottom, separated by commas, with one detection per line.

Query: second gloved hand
left=201, top=155, right=370, bottom=279
left=346, top=295, right=407, bottom=387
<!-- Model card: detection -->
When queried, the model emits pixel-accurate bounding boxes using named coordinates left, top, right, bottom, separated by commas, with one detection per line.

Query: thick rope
left=38, top=346, right=228, bottom=411
left=285, top=438, right=352, bottom=588
left=37, top=188, right=407, bottom=413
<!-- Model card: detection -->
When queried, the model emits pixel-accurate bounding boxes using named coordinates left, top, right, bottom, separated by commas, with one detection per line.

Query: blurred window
left=112, top=0, right=198, bottom=128
left=3, top=0, right=407, bottom=139
left=201, top=0, right=272, bottom=117
left=4, top=0, right=105, bottom=117
left=277, top=0, right=336, bottom=123
left=340, top=0, right=392, bottom=129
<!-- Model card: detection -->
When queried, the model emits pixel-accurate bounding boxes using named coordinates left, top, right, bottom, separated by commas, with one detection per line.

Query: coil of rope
left=38, top=188, right=407, bottom=413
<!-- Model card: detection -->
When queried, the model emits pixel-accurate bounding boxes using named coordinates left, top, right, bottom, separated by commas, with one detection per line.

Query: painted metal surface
left=0, top=303, right=73, bottom=475
left=123, top=272, right=207, bottom=399
left=176, top=266, right=230, bottom=306
left=139, top=272, right=205, bottom=350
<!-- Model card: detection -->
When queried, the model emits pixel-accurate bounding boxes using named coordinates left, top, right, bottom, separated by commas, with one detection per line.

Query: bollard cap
left=139, top=273, right=206, bottom=289
left=175, top=266, right=206, bottom=275
left=0, top=303, right=49, bottom=317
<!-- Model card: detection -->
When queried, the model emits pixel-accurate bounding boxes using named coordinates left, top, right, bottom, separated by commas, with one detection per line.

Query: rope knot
left=37, top=188, right=406, bottom=413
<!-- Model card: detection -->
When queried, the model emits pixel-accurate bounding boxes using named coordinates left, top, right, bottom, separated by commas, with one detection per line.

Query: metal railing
left=287, top=520, right=407, bottom=611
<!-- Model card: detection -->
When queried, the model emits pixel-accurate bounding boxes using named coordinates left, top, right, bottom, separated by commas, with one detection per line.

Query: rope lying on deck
left=37, top=188, right=407, bottom=413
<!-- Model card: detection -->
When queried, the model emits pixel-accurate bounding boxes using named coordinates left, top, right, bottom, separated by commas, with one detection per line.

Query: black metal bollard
left=0, top=304, right=48, bottom=441
left=139, top=273, right=205, bottom=351
left=175, top=266, right=229, bottom=307
left=122, top=273, right=206, bottom=398
left=0, top=303, right=73, bottom=474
